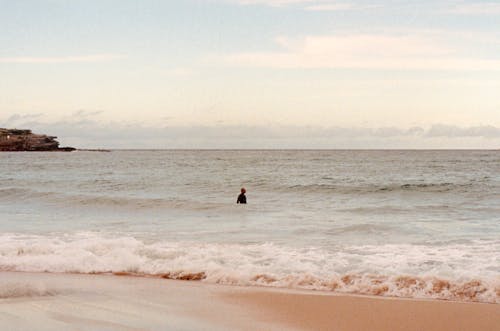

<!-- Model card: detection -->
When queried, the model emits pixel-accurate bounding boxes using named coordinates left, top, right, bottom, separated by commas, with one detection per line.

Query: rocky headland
left=0, top=128, right=75, bottom=152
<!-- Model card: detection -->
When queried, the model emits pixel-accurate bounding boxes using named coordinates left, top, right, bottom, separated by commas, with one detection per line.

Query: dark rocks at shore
left=0, top=128, right=75, bottom=152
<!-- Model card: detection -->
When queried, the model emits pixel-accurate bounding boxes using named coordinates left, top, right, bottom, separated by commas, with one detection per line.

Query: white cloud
left=449, top=2, right=500, bottom=15
left=229, top=0, right=315, bottom=6
left=2, top=114, right=500, bottom=149
left=305, top=3, right=379, bottom=11
left=426, top=124, right=500, bottom=138
left=305, top=3, right=354, bottom=10
left=169, top=67, right=195, bottom=77
left=223, top=33, right=500, bottom=70
left=226, top=0, right=376, bottom=11
left=0, top=54, right=125, bottom=64
left=231, top=0, right=500, bottom=15
left=72, top=110, right=104, bottom=118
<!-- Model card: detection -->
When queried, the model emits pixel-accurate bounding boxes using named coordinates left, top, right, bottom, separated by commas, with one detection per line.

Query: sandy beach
left=1, top=272, right=498, bottom=331
left=3, top=0, right=500, bottom=329
left=225, top=288, right=500, bottom=331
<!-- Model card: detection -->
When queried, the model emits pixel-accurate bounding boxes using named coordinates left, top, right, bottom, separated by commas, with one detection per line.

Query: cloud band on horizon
left=0, top=54, right=126, bottom=64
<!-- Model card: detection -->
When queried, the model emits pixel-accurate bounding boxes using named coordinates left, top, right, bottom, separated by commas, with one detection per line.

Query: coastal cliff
left=0, top=128, right=75, bottom=151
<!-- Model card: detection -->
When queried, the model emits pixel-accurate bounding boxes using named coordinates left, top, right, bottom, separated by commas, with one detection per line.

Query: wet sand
left=226, top=289, right=500, bottom=331
left=1, top=272, right=498, bottom=331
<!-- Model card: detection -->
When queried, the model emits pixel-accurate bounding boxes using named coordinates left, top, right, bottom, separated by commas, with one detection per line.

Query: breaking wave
left=0, top=233, right=498, bottom=303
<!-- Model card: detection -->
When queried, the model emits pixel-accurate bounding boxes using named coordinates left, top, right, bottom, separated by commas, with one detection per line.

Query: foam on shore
left=1, top=232, right=498, bottom=303
left=1, top=272, right=499, bottom=331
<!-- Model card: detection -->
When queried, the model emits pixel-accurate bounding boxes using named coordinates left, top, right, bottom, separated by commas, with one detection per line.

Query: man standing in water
left=237, top=188, right=247, bottom=204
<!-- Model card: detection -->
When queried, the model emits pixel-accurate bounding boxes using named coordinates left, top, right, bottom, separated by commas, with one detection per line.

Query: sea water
left=0, top=150, right=498, bottom=302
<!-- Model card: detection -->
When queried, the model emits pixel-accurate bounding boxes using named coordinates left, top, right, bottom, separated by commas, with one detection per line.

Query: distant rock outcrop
left=0, top=128, right=75, bottom=151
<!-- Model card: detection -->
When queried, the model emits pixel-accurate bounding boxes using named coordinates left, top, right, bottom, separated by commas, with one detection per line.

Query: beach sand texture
left=1, top=272, right=498, bottom=331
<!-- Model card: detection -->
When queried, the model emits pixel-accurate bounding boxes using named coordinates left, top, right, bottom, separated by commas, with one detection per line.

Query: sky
left=1, top=0, right=500, bottom=148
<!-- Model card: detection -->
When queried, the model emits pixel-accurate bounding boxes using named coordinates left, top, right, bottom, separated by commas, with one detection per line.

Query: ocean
left=0, top=150, right=499, bottom=303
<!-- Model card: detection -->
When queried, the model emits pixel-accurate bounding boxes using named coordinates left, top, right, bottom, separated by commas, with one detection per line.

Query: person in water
left=237, top=188, right=247, bottom=204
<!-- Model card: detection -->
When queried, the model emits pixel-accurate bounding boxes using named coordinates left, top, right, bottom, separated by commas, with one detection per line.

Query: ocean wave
left=325, top=223, right=395, bottom=235
left=0, top=283, right=56, bottom=299
left=0, top=187, right=224, bottom=211
left=285, top=182, right=475, bottom=194
left=0, top=233, right=498, bottom=303
left=105, top=271, right=497, bottom=303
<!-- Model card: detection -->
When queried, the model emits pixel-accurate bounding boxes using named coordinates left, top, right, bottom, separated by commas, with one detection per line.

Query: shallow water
left=0, top=150, right=499, bottom=302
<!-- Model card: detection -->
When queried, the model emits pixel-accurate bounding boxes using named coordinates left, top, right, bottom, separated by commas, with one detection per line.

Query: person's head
left=241, top=188, right=246, bottom=194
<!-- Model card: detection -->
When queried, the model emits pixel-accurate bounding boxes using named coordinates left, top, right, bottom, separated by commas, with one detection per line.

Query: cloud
left=2, top=114, right=499, bottom=149
left=169, top=67, right=195, bottom=77
left=5, top=113, right=43, bottom=122
left=425, top=124, right=500, bottom=138
left=232, top=0, right=500, bottom=14
left=2, top=113, right=45, bottom=127
left=229, top=0, right=315, bottom=7
left=449, top=3, right=500, bottom=15
left=222, top=33, right=500, bottom=70
left=0, top=54, right=125, bottom=64
left=305, top=3, right=379, bottom=11
left=72, top=110, right=104, bottom=118
left=226, top=0, right=376, bottom=11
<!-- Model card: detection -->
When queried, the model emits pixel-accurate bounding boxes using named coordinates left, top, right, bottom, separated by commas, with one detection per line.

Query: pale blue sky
left=1, top=0, right=500, bottom=148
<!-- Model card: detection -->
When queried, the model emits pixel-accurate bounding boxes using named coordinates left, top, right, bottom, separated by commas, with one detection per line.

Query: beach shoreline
left=1, top=271, right=498, bottom=331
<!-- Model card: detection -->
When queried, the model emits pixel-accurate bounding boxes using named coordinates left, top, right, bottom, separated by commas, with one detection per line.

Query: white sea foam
left=0, top=233, right=498, bottom=303
left=0, top=282, right=56, bottom=299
